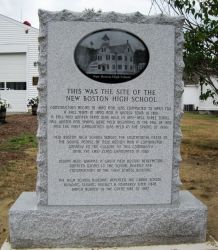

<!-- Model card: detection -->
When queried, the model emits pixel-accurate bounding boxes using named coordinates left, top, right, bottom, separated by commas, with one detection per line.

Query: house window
left=32, top=77, right=39, bottom=86
left=107, top=64, right=110, bottom=70
left=112, top=55, right=115, bottom=60
left=102, top=48, right=104, bottom=52
left=184, top=104, right=194, bottom=111
left=0, top=82, right=4, bottom=90
left=98, top=65, right=101, bottom=69
left=130, top=66, right=133, bottom=70
left=118, top=65, right=122, bottom=70
left=128, top=48, right=130, bottom=52
left=125, top=56, right=127, bottom=61
left=106, top=55, right=110, bottom=60
left=125, top=65, right=127, bottom=70
left=118, top=55, right=122, bottom=60
left=98, top=56, right=102, bottom=61
left=130, top=57, right=133, bottom=62
left=112, top=65, right=115, bottom=70
left=6, top=82, right=26, bottom=90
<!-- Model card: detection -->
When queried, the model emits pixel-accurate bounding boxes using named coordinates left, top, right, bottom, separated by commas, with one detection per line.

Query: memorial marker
left=9, top=10, right=207, bottom=248
left=47, top=21, right=174, bottom=205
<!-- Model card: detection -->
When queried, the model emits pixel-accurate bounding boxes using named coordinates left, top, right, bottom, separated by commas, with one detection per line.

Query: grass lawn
left=180, top=112, right=218, bottom=244
left=0, top=112, right=217, bottom=245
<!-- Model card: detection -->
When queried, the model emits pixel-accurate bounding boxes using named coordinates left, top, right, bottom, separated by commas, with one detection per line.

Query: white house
left=0, top=14, right=38, bottom=112
left=182, top=76, right=218, bottom=112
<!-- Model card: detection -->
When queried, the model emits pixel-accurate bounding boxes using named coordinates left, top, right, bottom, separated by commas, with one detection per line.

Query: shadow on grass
left=182, top=138, right=218, bottom=150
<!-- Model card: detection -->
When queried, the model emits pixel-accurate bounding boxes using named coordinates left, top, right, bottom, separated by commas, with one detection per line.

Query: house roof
left=0, top=12, right=38, bottom=31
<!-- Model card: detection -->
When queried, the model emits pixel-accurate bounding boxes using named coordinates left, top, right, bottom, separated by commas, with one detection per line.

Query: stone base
left=2, top=241, right=218, bottom=250
left=9, top=191, right=207, bottom=248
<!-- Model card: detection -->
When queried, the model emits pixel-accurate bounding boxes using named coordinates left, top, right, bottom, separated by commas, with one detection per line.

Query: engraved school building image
left=75, top=29, right=149, bottom=80
left=87, top=34, right=135, bottom=74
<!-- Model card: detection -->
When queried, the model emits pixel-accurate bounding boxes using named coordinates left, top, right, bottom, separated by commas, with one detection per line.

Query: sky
left=81, top=30, right=145, bottom=51
left=0, top=0, right=164, bottom=29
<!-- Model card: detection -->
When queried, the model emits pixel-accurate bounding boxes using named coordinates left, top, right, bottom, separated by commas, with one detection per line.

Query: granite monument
left=9, top=9, right=207, bottom=248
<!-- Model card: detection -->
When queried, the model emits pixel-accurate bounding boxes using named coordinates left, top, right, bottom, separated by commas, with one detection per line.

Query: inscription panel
left=47, top=22, right=175, bottom=205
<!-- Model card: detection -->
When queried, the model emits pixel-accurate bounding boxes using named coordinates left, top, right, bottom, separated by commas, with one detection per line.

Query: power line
left=148, top=0, right=155, bottom=15
left=20, top=0, right=23, bottom=22
left=154, top=0, right=164, bottom=14
left=160, top=0, right=169, bottom=14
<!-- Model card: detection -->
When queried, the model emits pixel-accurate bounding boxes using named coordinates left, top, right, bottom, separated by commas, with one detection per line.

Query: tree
left=133, top=49, right=149, bottom=65
left=154, top=0, right=218, bottom=104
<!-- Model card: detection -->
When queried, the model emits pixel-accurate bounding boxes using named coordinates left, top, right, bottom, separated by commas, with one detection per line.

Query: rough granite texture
left=37, top=9, right=185, bottom=206
left=8, top=10, right=208, bottom=248
left=9, top=191, right=207, bottom=248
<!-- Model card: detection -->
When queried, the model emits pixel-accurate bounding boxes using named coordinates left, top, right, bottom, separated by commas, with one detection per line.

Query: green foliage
left=0, top=134, right=37, bottom=151
left=156, top=0, right=218, bottom=104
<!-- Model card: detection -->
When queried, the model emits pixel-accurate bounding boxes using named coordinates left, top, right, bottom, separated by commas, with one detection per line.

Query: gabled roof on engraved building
left=109, top=43, right=133, bottom=54
left=99, top=34, right=133, bottom=54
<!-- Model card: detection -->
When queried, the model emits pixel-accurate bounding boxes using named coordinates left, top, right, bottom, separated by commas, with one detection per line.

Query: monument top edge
left=38, top=9, right=185, bottom=25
